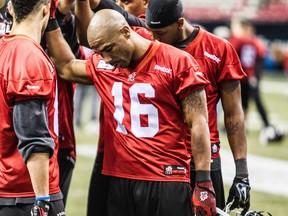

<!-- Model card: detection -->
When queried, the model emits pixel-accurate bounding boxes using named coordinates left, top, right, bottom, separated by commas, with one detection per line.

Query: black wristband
left=235, top=159, right=248, bottom=177
left=45, top=18, right=59, bottom=32
left=55, top=8, right=66, bottom=26
left=195, top=170, right=211, bottom=182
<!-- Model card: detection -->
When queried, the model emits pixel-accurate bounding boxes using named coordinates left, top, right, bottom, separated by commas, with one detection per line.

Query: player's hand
left=192, top=181, right=217, bottom=216
left=50, top=0, right=59, bottom=19
left=31, top=200, right=50, bottom=216
left=227, top=177, right=251, bottom=215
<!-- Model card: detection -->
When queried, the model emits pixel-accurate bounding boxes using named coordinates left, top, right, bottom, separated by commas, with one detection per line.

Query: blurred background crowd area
left=182, top=0, right=288, bottom=75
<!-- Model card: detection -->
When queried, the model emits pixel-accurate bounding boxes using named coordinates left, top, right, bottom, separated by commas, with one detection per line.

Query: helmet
left=245, top=211, right=272, bottom=216
left=217, top=207, right=272, bottom=216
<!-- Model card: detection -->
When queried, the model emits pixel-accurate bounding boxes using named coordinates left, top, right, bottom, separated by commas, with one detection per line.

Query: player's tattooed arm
left=181, top=87, right=207, bottom=123
left=181, top=87, right=211, bottom=171
left=220, top=80, right=247, bottom=161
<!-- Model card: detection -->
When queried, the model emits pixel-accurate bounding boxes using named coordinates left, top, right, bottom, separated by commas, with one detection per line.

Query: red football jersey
left=184, top=27, right=246, bottom=155
left=57, top=75, right=76, bottom=159
left=0, top=35, right=60, bottom=197
left=97, top=24, right=152, bottom=154
left=229, top=35, right=266, bottom=79
left=86, top=41, right=209, bottom=182
left=57, top=46, right=86, bottom=160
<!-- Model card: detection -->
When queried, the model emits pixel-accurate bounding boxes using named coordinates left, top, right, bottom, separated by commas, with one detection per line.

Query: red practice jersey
left=57, top=75, right=76, bottom=159
left=97, top=23, right=152, bottom=154
left=0, top=35, right=60, bottom=197
left=57, top=46, right=85, bottom=160
left=86, top=41, right=209, bottom=182
left=184, top=27, right=246, bottom=154
left=229, top=35, right=266, bottom=79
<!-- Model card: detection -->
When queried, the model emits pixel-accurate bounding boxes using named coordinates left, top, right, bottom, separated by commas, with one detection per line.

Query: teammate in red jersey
left=0, top=0, right=65, bottom=215
left=46, top=9, right=216, bottom=216
left=75, top=1, right=151, bottom=215
left=144, top=0, right=250, bottom=214
left=53, top=0, right=85, bottom=207
left=229, top=18, right=284, bottom=145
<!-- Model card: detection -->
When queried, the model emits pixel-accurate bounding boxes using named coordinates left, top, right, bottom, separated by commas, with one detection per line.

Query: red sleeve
left=6, top=44, right=55, bottom=101
left=173, top=53, right=210, bottom=100
left=218, top=40, right=247, bottom=82
left=86, top=53, right=99, bottom=82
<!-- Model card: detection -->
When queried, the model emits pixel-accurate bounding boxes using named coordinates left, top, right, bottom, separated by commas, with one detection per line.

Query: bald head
left=86, top=9, right=151, bottom=68
left=87, top=9, right=129, bottom=46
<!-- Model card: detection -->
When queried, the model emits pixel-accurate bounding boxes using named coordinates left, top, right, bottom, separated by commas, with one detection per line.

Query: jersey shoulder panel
left=1, top=36, right=55, bottom=101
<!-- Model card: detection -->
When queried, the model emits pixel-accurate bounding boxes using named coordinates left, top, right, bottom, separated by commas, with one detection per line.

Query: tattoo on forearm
left=226, top=122, right=239, bottom=135
left=181, top=88, right=205, bottom=117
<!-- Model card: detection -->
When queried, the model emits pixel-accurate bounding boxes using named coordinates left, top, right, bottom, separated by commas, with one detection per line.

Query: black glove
left=31, top=200, right=50, bottom=216
left=227, top=177, right=251, bottom=215
left=192, top=181, right=217, bottom=216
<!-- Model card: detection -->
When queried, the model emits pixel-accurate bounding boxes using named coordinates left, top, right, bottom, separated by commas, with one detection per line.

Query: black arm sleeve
left=92, top=0, right=146, bottom=28
left=13, top=99, right=55, bottom=164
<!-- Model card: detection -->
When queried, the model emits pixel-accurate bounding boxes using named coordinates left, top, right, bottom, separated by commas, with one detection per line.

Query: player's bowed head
left=87, top=9, right=151, bottom=68
left=11, top=0, right=51, bottom=38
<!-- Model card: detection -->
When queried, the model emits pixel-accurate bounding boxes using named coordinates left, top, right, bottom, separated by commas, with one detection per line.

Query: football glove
left=31, top=200, right=50, bottom=216
left=245, top=211, right=272, bottom=216
left=192, top=181, right=217, bottom=216
left=227, top=177, right=251, bottom=215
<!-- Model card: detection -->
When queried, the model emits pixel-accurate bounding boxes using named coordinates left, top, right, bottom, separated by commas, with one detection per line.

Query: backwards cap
left=146, top=0, right=184, bottom=28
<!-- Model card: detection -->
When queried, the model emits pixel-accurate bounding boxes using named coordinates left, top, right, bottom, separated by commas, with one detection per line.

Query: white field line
left=76, top=145, right=288, bottom=197
left=261, top=80, right=288, bottom=95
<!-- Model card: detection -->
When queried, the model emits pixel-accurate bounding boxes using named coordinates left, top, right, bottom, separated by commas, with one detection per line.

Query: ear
left=143, top=0, right=149, bottom=9
left=120, top=25, right=131, bottom=39
left=7, top=3, right=14, bottom=17
left=43, top=3, right=50, bottom=17
left=177, top=18, right=184, bottom=30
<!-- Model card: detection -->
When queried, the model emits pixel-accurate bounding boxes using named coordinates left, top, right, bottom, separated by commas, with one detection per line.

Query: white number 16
left=111, top=82, right=159, bottom=138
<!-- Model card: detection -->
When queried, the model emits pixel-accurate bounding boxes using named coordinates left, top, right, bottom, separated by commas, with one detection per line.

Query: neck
left=131, top=32, right=151, bottom=61
left=10, top=18, right=43, bottom=43
left=183, top=21, right=194, bottom=40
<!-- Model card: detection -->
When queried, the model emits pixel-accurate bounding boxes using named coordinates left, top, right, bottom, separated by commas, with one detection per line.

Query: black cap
left=146, top=0, right=184, bottom=28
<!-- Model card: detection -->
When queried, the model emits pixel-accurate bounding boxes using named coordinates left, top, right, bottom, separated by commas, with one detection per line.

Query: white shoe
left=259, top=126, right=284, bottom=145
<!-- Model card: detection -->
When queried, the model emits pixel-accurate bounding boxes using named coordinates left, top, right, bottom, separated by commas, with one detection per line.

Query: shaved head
left=87, top=9, right=129, bottom=47
left=86, top=9, right=135, bottom=68
left=86, top=9, right=150, bottom=68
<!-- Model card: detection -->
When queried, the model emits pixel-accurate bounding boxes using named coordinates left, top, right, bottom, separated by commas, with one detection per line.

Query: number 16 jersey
left=86, top=41, right=209, bottom=182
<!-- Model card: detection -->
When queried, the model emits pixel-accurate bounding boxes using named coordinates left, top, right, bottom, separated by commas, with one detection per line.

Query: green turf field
left=65, top=72, right=288, bottom=215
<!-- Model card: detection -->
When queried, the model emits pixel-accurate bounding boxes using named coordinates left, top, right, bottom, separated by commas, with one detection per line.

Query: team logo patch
left=164, top=165, right=186, bottom=175
left=212, top=144, right=218, bottom=153
left=97, top=60, right=115, bottom=70
left=128, top=72, right=136, bottom=81
left=200, top=191, right=208, bottom=201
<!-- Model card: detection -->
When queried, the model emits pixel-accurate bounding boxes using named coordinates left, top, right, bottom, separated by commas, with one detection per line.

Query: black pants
left=58, top=149, right=75, bottom=207
left=107, top=177, right=193, bottom=216
left=0, top=200, right=65, bottom=216
left=241, top=81, right=269, bottom=127
left=87, top=152, right=110, bottom=216
left=88, top=152, right=193, bottom=216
